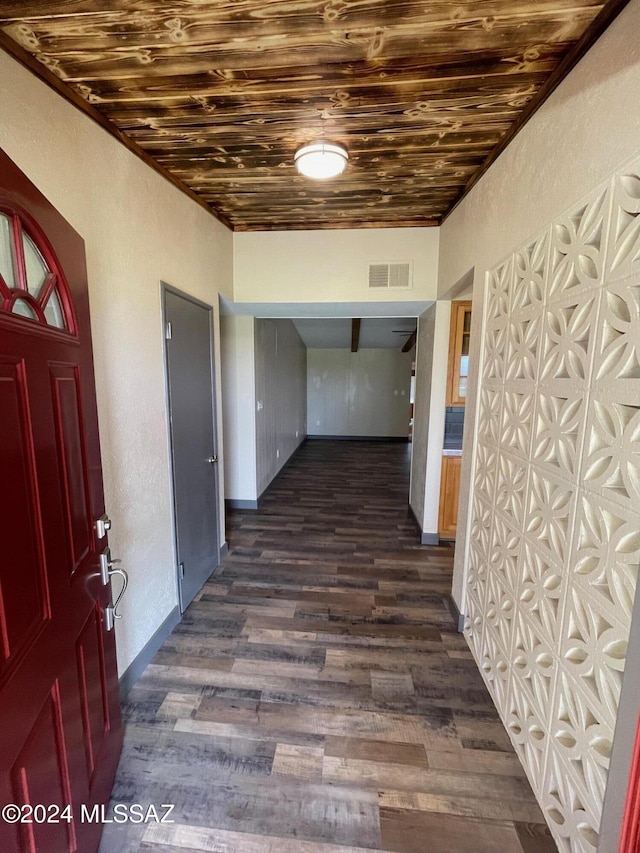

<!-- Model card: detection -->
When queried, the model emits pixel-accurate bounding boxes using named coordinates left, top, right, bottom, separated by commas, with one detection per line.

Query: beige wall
left=221, top=315, right=257, bottom=501
left=0, top=50, right=234, bottom=677
left=234, top=227, right=439, bottom=305
left=308, top=348, right=413, bottom=437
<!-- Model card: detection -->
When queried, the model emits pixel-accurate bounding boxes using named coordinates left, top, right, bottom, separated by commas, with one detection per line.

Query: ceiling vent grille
left=368, top=262, right=412, bottom=290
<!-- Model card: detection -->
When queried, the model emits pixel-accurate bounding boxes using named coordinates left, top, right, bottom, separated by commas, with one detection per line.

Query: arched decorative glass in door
left=0, top=205, right=75, bottom=333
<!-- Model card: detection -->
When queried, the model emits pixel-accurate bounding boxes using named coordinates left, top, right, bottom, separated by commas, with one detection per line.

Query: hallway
left=100, top=440, right=555, bottom=853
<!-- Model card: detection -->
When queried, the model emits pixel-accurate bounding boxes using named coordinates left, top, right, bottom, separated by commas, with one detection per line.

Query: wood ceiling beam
left=351, top=318, right=361, bottom=353
left=402, top=330, right=417, bottom=353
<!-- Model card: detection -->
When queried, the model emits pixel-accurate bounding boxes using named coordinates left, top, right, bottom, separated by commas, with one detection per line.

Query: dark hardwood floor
left=100, top=440, right=556, bottom=853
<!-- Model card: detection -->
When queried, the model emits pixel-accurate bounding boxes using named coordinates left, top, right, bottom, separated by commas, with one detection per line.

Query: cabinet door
left=446, top=301, right=472, bottom=406
left=438, top=455, right=462, bottom=539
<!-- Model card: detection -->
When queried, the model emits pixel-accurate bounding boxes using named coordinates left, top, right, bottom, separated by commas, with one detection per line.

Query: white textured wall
left=308, top=349, right=412, bottom=437
left=437, top=4, right=640, bottom=850
left=255, top=319, right=306, bottom=496
left=234, top=228, right=439, bottom=305
left=221, top=315, right=257, bottom=501
left=308, top=350, right=350, bottom=434
left=0, top=51, right=233, bottom=676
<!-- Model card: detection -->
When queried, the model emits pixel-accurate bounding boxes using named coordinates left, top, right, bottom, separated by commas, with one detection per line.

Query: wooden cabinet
left=438, top=301, right=471, bottom=539
left=438, top=455, right=462, bottom=539
left=446, top=301, right=472, bottom=406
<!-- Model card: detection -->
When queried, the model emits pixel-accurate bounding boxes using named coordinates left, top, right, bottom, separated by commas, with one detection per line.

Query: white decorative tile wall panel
left=466, top=162, right=640, bottom=852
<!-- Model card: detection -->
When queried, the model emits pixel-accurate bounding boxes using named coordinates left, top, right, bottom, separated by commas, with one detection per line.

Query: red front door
left=0, top=149, right=122, bottom=852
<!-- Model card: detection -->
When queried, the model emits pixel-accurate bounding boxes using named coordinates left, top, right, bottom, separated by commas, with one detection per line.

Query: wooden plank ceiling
left=0, top=1, right=627, bottom=231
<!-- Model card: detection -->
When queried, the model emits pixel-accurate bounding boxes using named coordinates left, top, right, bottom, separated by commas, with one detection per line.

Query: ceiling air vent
left=368, top=261, right=412, bottom=290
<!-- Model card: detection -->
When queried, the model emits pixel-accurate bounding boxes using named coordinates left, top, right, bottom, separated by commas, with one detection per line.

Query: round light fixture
left=294, top=141, right=348, bottom=180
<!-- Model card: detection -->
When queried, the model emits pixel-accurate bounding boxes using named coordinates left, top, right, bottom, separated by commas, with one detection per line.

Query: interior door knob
left=207, top=455, right=218, bottom=464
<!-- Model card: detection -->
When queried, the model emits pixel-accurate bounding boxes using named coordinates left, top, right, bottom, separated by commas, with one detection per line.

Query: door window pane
left=44, top=290, right=67, bottom=330
left=458, top=355, right=469, bottom=398
left=23, top=232, right=50, bottom=297
left=0, top=214, right=16, bottom=288
left=12, top=298, right=38, bottom=320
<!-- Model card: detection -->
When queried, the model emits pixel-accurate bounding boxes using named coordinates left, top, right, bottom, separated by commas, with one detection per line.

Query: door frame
left=160, top=281, right=221, bottom=613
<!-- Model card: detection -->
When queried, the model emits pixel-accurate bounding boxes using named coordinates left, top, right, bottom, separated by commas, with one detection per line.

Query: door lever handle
left=99, top=548, right=129, bottom=631
left=103, top=566, right=129, bottom=632
left=108, top=567, right=128, bottom=620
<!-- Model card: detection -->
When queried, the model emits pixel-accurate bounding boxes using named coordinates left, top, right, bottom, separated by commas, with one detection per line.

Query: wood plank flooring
left=100, top=440, right=556, bottom=853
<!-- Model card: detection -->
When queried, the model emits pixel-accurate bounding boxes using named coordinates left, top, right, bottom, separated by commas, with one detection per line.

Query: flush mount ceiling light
left=294, top=141, right=348, bottom=179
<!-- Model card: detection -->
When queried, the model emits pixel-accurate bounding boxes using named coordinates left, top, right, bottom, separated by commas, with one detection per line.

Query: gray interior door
left=164, top=287, right=220, bottom=611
